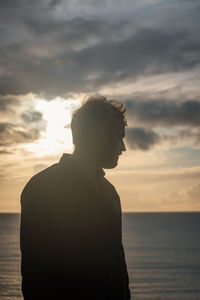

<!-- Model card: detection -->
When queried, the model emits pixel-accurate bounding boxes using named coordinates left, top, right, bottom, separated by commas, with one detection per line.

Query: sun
left=24, top=97, right=80, bottom=156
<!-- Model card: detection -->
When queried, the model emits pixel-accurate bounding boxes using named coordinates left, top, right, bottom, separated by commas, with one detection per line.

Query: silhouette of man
left=20, top=95, right=131, bottom=299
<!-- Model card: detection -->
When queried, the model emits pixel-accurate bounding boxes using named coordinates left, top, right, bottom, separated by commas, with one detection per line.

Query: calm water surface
left=0, top=213, right=200, bottom=299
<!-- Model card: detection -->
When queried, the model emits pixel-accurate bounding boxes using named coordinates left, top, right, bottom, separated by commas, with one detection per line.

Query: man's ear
left=87, top=127, right=104, bottom=147
left=98, top=127, right=108, bottom=144
left=89, top=127, right=106, bottom=147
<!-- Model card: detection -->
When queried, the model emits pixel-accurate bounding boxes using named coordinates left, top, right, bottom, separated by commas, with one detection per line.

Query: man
left=20, top=95, right=131, bottom=299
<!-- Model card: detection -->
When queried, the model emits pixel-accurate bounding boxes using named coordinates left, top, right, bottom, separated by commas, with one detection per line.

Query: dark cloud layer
left=0, top=123, right=40, bottom=146
left=125, top=126, right=200, bottom=151
left=126, top=99, right=200, bottom=127
left=126, top=127, right=161, bottom=150
left=0, top=27, right=199, bottom=97
left=125, top=98, right=200, bottom=149
left=0, top=1, right=199, bottom=96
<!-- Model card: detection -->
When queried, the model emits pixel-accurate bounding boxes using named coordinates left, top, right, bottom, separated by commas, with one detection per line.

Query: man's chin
left=103, top=159, right=118, bottom=169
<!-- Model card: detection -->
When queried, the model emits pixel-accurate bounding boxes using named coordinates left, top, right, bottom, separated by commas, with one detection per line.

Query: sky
left=0, top=0, right=200, bottom=212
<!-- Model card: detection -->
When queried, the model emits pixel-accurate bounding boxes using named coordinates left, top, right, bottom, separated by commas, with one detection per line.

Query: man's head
left=71, top=95, right=127, bottom=169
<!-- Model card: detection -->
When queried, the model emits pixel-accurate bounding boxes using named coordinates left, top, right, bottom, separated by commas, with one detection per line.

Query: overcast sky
left=0, top=0, right=200, bottom=212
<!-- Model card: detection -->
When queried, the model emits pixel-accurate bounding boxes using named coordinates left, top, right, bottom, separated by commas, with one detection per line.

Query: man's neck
left=71, top=148, right=102, bottom=179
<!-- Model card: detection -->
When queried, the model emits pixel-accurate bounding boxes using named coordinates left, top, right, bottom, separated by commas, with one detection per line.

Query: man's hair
left=71, top=94, right=127, bottom=146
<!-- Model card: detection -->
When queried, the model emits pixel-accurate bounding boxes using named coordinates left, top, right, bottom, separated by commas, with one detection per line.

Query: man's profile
left=20, top=95, right=131, bottom=299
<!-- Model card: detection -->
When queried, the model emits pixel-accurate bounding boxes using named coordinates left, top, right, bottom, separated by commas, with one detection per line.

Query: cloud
left=125, top=123, right=200, bottom=151
left=21, top=110, right=43, bottom=123
left=0, top=1, right=199, bottom=96
left=0, top=95, right=20, bottom=113
left=126, top=99, right=200, bottom=127
left=126, top=127, right=160, bottom=150
left=0, top=150, right=13, bottom=155
left=176, top=128, right=200, bottom=145
left=0, top=123, right=40, bottom=146
left=0, top=93, right=47, bottom=154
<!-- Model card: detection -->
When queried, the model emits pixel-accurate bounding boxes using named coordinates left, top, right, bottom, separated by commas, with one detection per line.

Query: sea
left=0, top=212, right=200, bottom=300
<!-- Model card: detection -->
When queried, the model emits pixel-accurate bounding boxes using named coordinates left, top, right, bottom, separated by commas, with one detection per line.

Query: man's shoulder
left=21, top=158, right=74, bottom=198
left=31, top=162, right=64, bottom=183
left=21, top=163, right=56, bottom=197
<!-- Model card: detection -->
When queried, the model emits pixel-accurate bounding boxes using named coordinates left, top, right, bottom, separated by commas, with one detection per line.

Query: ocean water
left=0, top=213, right=200, bottom=300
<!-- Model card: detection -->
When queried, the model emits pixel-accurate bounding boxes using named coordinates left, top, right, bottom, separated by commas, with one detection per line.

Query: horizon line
left=0, top=211, right=200, bottom=214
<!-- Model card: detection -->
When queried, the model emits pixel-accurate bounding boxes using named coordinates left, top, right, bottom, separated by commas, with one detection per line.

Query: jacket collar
left=59, top=153, right=105, bottom=182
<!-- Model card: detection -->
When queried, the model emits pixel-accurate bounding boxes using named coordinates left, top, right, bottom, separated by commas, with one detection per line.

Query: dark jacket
left=20, top=153, right=130, bottom=299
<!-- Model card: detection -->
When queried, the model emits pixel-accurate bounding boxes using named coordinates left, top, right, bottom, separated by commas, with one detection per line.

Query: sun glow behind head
left=24, top=97, right=80, bottom=156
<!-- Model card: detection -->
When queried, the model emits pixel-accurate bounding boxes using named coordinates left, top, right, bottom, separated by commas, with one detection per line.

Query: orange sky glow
left=0, top=91, right=200, bottom=213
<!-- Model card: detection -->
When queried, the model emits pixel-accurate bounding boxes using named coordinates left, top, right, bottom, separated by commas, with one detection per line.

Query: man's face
left=98, top=121, right=126, bottom=169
